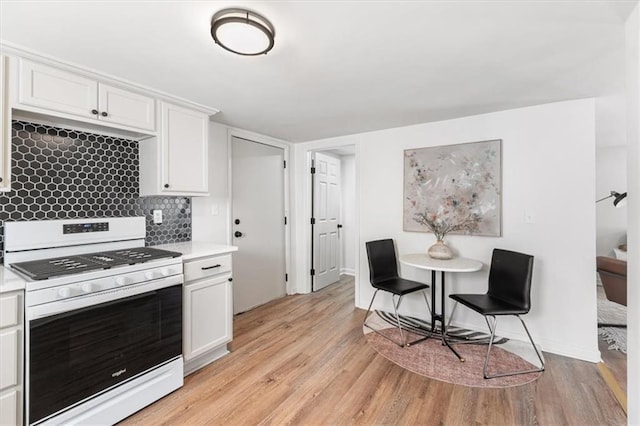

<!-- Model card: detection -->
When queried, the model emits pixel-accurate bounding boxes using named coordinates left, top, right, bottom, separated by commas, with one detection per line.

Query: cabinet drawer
left=0, top=329, right=18, bottom=391
left=0, top=388, right=20, bottom=426
left=184, top=255, right=232, bottom=282
left=0, top=294, right=19, bottom=329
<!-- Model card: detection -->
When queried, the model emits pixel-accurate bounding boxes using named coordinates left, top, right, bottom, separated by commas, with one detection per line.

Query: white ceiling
left=0, top=0, right=636, bottom=142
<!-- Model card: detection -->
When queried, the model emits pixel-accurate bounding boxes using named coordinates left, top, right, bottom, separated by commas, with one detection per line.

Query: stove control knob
left=160, top=268, right=170, bottom=277
left=81, top=283, right=93, bottom=293
left=144, top=271, right=156, bottom=280
left=114, top=277, right=127, bottom=287
left=58, top=287, right=71, bottom=298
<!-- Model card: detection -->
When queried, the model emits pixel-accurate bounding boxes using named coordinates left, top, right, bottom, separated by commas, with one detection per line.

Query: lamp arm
left=596, top=193, right=614, bottom=203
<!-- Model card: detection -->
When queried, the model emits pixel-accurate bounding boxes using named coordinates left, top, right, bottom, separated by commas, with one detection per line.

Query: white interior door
left=231, top=137, right=286, bottom=314
left=312, top=152, right=341, bottom=291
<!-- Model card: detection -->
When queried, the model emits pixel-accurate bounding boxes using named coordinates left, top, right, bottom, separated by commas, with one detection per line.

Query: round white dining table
left=399, top=253, right=483, bottom=361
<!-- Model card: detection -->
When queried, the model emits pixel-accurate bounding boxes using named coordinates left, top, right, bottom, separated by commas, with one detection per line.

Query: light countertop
left=153, top=241, right=238, bottom=261
left=0, top=266, right=26, bottom=294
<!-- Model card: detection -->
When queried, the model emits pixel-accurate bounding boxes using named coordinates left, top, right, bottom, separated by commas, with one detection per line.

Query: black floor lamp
left=596, top=190, right=627, bottom=207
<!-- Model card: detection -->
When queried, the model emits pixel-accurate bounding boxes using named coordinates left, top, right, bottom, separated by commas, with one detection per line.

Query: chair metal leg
left=363, top=288, right=435, bottom=348
left=391, top=295, right=407, bottom=347
left=517, top=315, right=546, bottom=373
left=363, top=289, right=379, bottom=328
left=363, top=290, right=410, bottom=347
left=483, top=315, right=545, bottom=379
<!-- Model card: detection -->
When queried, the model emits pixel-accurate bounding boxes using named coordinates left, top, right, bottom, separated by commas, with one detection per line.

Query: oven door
left=26, top=278, right=182, bottom=425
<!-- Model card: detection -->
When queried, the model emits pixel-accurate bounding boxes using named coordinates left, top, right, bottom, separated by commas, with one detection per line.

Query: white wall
left=340, top=155, right=356, bottom=275
left=293, top=98, right=599, bottom=362
left=625, top=4, right=639, bottom=424
left=192, top=122, right=291, bottom=245
left=594, top=30, right=628, bottom=258
left=192, top=122, right=231, bottom=243
left=595, top=146, right=627, bottom=256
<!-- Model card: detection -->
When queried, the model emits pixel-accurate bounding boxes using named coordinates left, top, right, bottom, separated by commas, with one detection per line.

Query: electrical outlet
left=153, top=209, right=163, bottom=224
left=524, top=211, right=535, bottom=224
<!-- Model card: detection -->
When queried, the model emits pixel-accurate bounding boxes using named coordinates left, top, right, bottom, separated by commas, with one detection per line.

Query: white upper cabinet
left=98, top=84, right=155, bottom=131
left=163, top=103, right=208, bottom=194
left=139, top=102, right=209, bottom=196
left=17, top=59, right=155, bottom=132
left=0, top=54, right=10, bottom=192
left=19, top=59, right=98, bottom=118
left=4, top=51, right=217, bottom=196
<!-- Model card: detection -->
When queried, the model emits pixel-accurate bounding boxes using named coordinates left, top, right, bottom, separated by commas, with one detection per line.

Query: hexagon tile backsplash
left=0, top=121, right=192, bottom=264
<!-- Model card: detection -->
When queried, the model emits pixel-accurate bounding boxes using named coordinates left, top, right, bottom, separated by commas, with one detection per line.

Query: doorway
left=231, top=136, right=287, bottom=314
left=309, top=146, right=357, bottom=293
left=595, top=144, right=628, bottom=409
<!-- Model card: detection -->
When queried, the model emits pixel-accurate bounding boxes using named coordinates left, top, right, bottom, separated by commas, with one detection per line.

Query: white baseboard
left=340, top=268, right=355, bottom=276
left=446, top=318, right=601, bottom=363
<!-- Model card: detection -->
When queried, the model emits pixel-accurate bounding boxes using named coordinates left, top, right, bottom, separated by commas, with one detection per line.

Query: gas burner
left=11, top=247, right=181, bottom=280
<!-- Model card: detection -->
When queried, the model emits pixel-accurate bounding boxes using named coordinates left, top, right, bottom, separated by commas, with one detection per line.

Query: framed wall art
left=404, top=139, right=502, bottom=237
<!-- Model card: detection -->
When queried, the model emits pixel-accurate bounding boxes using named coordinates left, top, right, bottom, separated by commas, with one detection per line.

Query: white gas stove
left=4, top=217, right=185, bottom=426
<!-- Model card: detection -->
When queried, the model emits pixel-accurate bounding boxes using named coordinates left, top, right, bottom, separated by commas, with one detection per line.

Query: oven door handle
left=30, top=291, right=158, bottom=328
left=26, top=274, right=183, bottom=321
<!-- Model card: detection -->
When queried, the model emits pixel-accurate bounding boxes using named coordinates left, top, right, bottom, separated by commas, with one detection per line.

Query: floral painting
left=403, top=140, right=502, bottom=237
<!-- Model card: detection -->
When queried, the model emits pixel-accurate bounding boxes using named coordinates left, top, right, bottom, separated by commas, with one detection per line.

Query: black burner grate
left=11, top=247, right=181, bottom=280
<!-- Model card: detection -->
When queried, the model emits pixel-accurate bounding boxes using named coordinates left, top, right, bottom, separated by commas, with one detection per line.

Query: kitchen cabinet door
left=0, top=291, right=22, bottom=426
left=0, top=389, right=20, bottom=426
left=19, top=59, right=98, bottom=118
left=98, top=83, right=155, bottom=131
left=161, top=102, right=208, bottom=194
left=0, top=330, right=18, bottom=391
left=17, top=59, right=157, bottom=134
left=0, top=54, right=10, bottom=192
left=183, top=276, right=232, bottom=361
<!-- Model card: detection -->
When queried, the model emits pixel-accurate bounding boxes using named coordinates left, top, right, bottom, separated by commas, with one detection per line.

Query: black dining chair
left=364, top=239, right=431, bottom=347
left=449, top=248, right=545, bottom=379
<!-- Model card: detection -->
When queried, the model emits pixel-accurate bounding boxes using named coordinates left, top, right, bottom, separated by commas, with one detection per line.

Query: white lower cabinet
left=0, top=291, right=23, bottom=426
left=183, top=254, right=233, bottom=375
left=0, top=390, right=19, bottom=426
left=184, top=276, right=232, bottom=359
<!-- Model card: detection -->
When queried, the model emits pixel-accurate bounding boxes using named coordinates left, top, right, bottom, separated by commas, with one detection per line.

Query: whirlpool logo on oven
left=111, top=368, right=127, bottom=378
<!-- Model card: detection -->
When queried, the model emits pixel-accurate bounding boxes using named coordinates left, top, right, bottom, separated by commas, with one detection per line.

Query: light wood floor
left=599, top=335, right=627, bottom=395
left=121, top=276, right=626, bottom=425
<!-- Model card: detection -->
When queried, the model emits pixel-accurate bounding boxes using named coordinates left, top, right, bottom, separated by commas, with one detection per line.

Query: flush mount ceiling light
left=210, top=8, right=275, bottom=56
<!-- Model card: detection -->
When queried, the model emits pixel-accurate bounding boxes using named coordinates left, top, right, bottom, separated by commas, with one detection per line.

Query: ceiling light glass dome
left=211, top=8, right=275, bottom=56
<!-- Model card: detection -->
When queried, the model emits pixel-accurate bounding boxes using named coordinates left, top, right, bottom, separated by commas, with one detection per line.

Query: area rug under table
left=364, top=311, right=543, bottom=388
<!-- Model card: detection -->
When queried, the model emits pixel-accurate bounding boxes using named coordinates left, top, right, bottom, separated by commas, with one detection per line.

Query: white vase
left=428, top=239, right=453, bottom=260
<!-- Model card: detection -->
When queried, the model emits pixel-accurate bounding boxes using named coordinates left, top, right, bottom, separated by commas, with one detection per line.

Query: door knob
left=234, top=231, right=243, bottom=238
left=337, top=224, right=343, bottom=228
